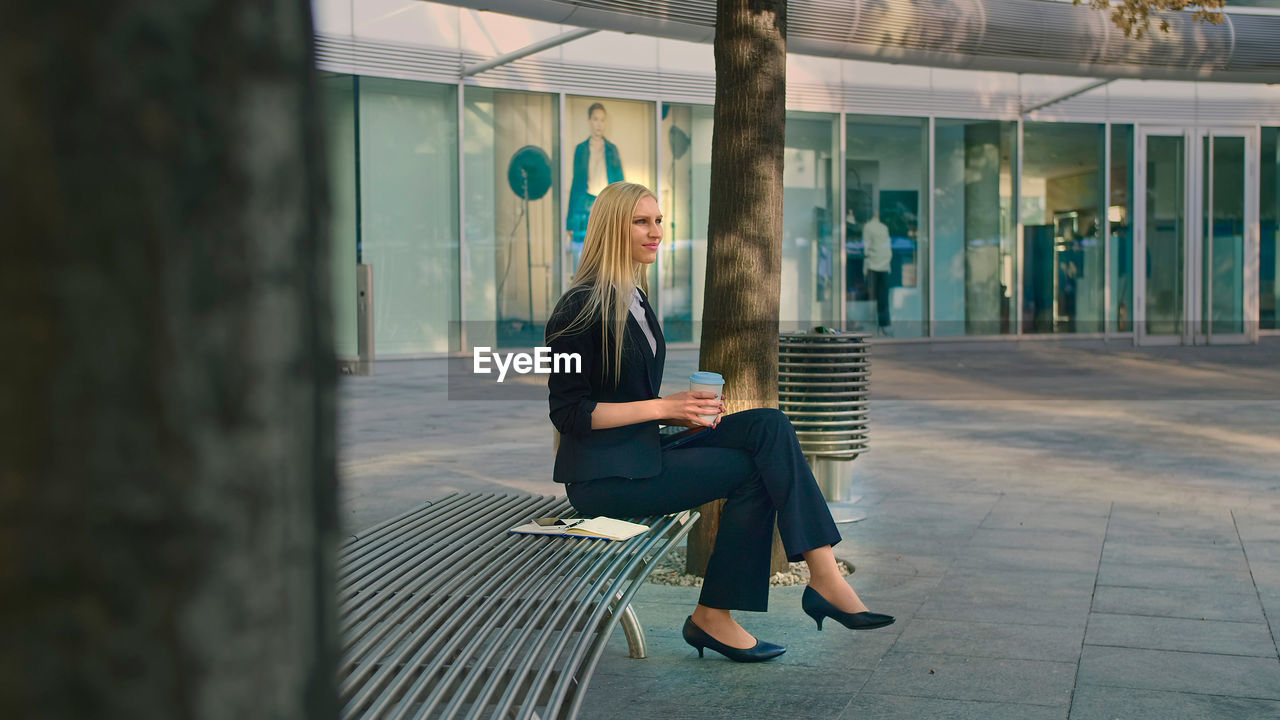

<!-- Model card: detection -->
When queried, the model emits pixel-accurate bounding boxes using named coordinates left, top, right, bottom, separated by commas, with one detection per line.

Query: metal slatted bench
left=337, top=492, right=698, bottom=720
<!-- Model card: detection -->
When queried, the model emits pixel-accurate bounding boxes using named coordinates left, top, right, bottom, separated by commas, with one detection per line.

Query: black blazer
left=545, top=286, right=666, bottom=484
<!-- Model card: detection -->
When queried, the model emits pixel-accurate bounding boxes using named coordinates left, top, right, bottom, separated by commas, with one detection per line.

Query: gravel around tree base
left=648, top=547, right=853, bottom=587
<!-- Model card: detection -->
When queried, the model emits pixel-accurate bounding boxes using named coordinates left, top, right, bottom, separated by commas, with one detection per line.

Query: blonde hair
left=549, top=181, right=655, bottom=385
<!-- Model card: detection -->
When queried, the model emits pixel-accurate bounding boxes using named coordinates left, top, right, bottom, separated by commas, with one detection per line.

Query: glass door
left=1199, top=130, right=1251, bottom=343
left=1135, top=127, right=1256, bottom=345
left=1136, top=129, right=1187, bottom=343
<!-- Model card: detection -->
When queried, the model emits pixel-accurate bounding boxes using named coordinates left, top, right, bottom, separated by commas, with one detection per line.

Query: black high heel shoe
left=802, top=586, right=895, bottom=631
left=682, top=616, right=785, bottom=662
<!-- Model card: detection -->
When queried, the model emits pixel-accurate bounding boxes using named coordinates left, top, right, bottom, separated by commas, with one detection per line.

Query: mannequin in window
left=566, top=102, right=625, bottom=276
left=862, top=213, right=892, bottom=336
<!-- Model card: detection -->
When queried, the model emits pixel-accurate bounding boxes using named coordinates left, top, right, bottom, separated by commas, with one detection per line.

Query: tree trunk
left=687, top=0, right=790, bottom=578
left=0, top=2, right=337, bottom=718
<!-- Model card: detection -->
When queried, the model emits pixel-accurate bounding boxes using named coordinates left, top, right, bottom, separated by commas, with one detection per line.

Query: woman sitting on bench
left=545, top=181, right=894, bottom=663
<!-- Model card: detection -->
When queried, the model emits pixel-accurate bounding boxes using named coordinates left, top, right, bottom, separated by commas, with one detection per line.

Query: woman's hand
left=661, top=391, right=725, bottom=428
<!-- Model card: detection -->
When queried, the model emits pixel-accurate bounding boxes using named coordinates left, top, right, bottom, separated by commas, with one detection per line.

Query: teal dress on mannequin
left=566, top=137, right=624, bottom=271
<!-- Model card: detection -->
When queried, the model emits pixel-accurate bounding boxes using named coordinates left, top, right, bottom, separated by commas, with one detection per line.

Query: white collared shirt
left=628, top=287, right=657, bottom=355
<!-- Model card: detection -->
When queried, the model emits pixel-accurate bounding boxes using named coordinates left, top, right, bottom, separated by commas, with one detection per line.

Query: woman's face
left=589, top=109, right=606, bottom=138
left=629, top=195, right=662, bottom=265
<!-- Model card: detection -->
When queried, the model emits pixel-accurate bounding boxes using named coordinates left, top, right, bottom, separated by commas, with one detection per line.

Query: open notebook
left=509, top=516, right=649, bottom=541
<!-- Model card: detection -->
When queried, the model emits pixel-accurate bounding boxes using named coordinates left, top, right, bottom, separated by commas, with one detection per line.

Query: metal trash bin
left=779, top=330, right=869, bottom=523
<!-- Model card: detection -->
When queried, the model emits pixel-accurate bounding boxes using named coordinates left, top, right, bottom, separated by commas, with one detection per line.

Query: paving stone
left=915, top=568, right=1094, bottom=628
left=592, top=633, right=699, bottom=678
left=1100, top=541, right=1249, bottom=572
left=861, top=651, right=1076, bottom=706
left=782, top=622, right=902, bottom=671
left=893, top=618, right=1084, bottom=663
left=1252, top=563, right=1280, bottom=615
left=967, top=528, right=1105, bottom=553
left=859, top=497, right=999, bottom=524
left=988, top=496, right=1111, bottom=516
left=841, top=539, right=967, bottom=563
left=835, top=572, right=943, bottom=621
left=1076, top=645, right=1280, bottom=700
left=1242, top=540, right=1280, bottom=565
left=1250, top=560, right=1280, bottom=588
left=1085, top=612, right=1277, bottom=657
left=786, top=572, right=937, bottom=629
left=1234, top=512, right=1280, bottom=543
left=1106, top=507, right=1237, bottom=537
left=981, top=509, right=1111, bottom=535
left=842, top=693, right=1067, bottom=720
left=953, top=546, right=1102, bottom=574
left=1095, top=560, right=1257, bottom=592
left=1069, top=685, right=1280, bottom=720
left=1091, top=585, right=1267, bottom=624
left=844, top=488, right=892, bottom=507
left=845, top=526, right=978, bottom=555
left=840, top=549, right=956, bottom=578
left=580, top=661, right=868, bottom=719
left=1250, top=564, right=1280, bottom=656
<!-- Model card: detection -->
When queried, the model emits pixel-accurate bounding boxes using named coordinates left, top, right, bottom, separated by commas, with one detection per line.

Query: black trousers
left=566, top=408, right=841, bottom=612
left=867, top=269, right=891, bottom=329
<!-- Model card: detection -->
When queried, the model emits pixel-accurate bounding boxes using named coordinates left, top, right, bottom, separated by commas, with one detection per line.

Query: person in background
left=862, top=212, right=892, bottom=336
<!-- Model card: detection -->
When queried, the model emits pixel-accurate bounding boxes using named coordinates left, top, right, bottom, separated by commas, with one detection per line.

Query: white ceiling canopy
left=435, top=0, right=1280, bottom=83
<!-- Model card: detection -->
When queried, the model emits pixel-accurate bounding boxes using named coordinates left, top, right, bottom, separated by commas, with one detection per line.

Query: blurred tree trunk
left=687, top=0, right=790, bottom=578
left=0, top=1, right=337, bottom=718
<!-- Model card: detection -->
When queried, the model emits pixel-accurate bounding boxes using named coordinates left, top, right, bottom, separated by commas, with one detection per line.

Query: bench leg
left=601, top=589, right=648, bottom=659
left=618, top=605, right=647, bottom=659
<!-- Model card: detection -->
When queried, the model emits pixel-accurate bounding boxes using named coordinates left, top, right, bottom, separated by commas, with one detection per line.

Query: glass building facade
left=1110, top=125, right=1135, bottom=335
left=314, top=3, right=1280, bottom=358
left=322, top=75, right=461, bottom=356
left=934, top=119, right=1018, bottom=337
left=846, top=116, right=929, bottom=338
left=1021, top=122, right=1105, bottom=334
left=1264, top=128, right=1279, bottom=331
left=782, top=112, right=840, bottom=331
left=659, top=103, right=713, bottom=343
left=464, top=86, right=560, bottom=348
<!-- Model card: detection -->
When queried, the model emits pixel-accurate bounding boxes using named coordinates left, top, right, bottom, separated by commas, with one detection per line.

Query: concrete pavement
left=338, top=338, right=1280, bottom=719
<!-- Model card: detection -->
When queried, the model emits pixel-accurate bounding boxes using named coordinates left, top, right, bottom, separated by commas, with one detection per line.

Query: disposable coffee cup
left=689, top=371, right=725, bottom=425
